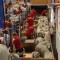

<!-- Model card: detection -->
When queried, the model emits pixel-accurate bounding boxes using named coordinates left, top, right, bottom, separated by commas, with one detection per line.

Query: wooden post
left=55, top=5, right=58, bottom=31
left=19, top=14, right=21, bottom=37
left=9, top=21, right=13, bottom=53
left=9, top=28, right=13, bottom=53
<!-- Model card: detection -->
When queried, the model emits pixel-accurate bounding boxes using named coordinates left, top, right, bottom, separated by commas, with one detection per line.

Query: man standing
left=0, top=44, right=9, bottom=60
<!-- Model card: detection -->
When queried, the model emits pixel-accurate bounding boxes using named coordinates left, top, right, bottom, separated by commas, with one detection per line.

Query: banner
left=0, top=0, right=4, bottom=28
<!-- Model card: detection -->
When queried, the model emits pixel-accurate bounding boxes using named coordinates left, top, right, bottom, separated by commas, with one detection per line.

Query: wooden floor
left=10, top=53, right=55, bottom=60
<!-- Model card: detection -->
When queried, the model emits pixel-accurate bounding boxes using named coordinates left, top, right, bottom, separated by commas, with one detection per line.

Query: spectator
left=0, top=44, right=9, bottom=60
left=26, top=26, right=34, bottom=39
left=41, top=9, right=47, bottom=16
left=27, top=17, right=34, bottom=27
left=32, top=10, right=37, bottom=16
left=28, top=12, right=35, bottom=18
left=12, top=32, right=23, bottom=57
left=3, top=29, right=10, bottom=48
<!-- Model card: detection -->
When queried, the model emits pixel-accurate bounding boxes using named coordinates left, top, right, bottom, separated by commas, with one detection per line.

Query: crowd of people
left=0, top=1, right=49, bottom=60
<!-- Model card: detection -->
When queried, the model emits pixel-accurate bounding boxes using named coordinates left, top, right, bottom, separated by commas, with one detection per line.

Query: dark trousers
left=16, top=48, right=23, bottom=57
left=16, top=48, right=23, bottom=53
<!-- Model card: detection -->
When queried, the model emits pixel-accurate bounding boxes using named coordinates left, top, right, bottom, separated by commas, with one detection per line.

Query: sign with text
left=0, top=0, right=4, bottom=28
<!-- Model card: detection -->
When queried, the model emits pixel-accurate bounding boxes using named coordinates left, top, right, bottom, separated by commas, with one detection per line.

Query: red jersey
left=26, top=26, right=34, bottom=38
left=16, top=10, right=20, bottom=14
left=41, top=10, right=47, bottom=15
left=29, top=12, right=35, bottom=18
left=13, top=36, right=23, bottom=50
left=32, top=10, right=37, bottom=16
left=27, top=17, right=34, bottom=27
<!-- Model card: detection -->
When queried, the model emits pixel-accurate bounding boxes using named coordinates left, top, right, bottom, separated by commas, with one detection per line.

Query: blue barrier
left=0, top=0, right=4, bottom=28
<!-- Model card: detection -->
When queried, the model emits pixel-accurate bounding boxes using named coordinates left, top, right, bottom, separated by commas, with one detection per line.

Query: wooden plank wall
left=19, top=0, right=50, bottom=5
left=30, top=0, right=50, bottom=5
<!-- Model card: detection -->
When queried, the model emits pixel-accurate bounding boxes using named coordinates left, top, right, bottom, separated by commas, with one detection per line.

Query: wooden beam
left=51, top=3, right=60, bottom=6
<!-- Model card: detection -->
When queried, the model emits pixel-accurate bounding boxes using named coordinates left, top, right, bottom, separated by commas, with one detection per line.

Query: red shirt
left=27, top=17, right=34, bottom=27
left=16, top=10, right=20, bottom=14
left=5, top=4, right=8, bottom=9
left=5, top=21, right=9, bottom=28
left=41, top=10, right=47, bottom=15
left=26, top=26, right=34, bottom=38
left=29, top=12, right=35, bottom=18
left=13, top=36, right=23, bottom=50
left=32, top=10, right=37, bottom=16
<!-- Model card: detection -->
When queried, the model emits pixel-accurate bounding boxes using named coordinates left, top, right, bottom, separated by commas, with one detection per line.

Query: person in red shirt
left=5, top=20, right=9, bottom=28
left=32, top=10, right=37, bottom=16
left=12, top=32, right=23, bottom=54
left=41, top=10, right=47, bottom=16
left=5, top=4, right=8, bottom=14
left=26, top=26, right=34, bottom=39
left=27, top=17, right=34, bottom=27
left=16, top=10, right=20, bottom=14
left=28, top=12, right=35, bottom=18
left=5, top=19, right=12, bottom=28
